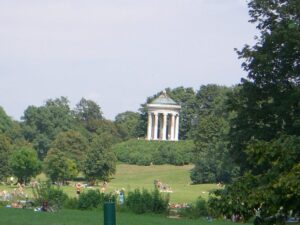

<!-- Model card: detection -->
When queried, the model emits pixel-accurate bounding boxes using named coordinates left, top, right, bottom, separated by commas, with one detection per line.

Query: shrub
left=151, top=188, right=169, bottom=213
left=32, top=182, right=68, bottom=210
left=78, top=190, right=102, bottom=210
left=64, top=197, right=78, bottom=209
left=78, top=190, right=116, bottom=210
left=179, top=197, right=208, bottom=219
left=126, top=188, right=169, bottom=214
left=113, top=139, right=194, bottom=166
left=126, top=189, right=149, bottom=214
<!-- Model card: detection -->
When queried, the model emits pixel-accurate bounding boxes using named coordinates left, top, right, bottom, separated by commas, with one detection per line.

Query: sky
left=0, top=0, right=257, bottom=121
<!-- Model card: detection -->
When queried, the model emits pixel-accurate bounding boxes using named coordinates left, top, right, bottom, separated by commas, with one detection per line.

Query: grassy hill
left=0, top=164, right=220, bottom=204
left=107, top=164, right=218, bottom=203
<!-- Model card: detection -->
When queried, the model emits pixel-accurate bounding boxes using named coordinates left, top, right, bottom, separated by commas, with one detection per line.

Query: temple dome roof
left=150, top=91, right=179, bottom=105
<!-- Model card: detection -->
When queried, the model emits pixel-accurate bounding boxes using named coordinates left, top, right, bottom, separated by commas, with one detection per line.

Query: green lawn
left=0, top=164, right=220, bottom=203
left=68, top=164, right=219, bottom=203
left=0, top=207, right=246, bottom=225
left=107, top=164, right=218, bottom=203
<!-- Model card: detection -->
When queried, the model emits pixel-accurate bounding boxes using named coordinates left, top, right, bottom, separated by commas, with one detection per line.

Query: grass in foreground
left=0, top=207, right=247, bottom=225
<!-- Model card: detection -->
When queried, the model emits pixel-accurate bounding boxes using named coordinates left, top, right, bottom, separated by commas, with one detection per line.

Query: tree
left=44, top=149, right=78, bottom=184
left=190, top=85, right=236, bottom=183
left=115, top=111, right=141, bottom=140
left=21, top=97, right=76, bottom=159
left=0, top=134, right=12, bottom=181
left=191, top=115, right=237, bottom=184
left=83, top=135, right=116, bottom=183
left=189, top=84, right=233, bottom=139
left=51, top=131, right=89, bottom=171
left=0, top=106, right=14, bottom=133
left=211, top=0, right=300, bottom=218
left=210, top=135, right=300, bottom=219
left=166, top=87, right=198, bottom=139
left=74, top=98, right=103, bottom=122
left=9, top=147, right=42, bottom=184
left=73, top=98, right=103, bottom=133
left=195, top=85, right=232, bottom=117
left=229, top=0, right=300, bottom=172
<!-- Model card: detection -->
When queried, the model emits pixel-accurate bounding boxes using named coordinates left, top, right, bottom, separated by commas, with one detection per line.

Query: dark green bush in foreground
left=179, top=197, right=208, bottom=219
left=126, top=188, right=169, bottom=214
left=69, top=188, right=169, bottom=215
left=112, top=139, right=194, bottom=166
left=78, top=190, right=115, bottom=210
left=32, top=182, right=68, bottom=210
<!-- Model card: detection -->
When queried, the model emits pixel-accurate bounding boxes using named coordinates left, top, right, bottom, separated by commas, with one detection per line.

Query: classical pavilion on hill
left=146, top=91, right=181, bottom=141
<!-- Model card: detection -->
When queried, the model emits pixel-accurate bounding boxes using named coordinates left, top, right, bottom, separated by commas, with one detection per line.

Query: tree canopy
left=114, top=111, right=141, bottom=140
left=83, top=135, right=116, bottom=183
left=44, top=150, right=78, bottom=183
left=229, top=0, right=300, bottom=172
left=211, top=0, right=300, bottom=218
left=0, top=134, right=12, bottom=181
left=9, top=147, right=42, bottom=184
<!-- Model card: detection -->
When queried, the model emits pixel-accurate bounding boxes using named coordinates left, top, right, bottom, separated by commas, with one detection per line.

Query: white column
left=162, top=113, right=167, bottom=140
left=159, top=115, right=163, bottom=139
left=153, top=113, right=158, bottom=140
left=167, top=115, right=171, bottom=140
left=170, top=113, right=175, bottom=141
left=175, top=114, right=179, bottom=141
left=147, top=112, right=152, bottom=140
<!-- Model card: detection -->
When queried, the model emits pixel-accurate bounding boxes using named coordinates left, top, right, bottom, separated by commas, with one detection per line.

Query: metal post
left=104, top=202, right=116, bottom=225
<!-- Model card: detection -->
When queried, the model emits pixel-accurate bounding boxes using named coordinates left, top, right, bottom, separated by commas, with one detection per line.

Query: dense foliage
left=126, top=188, right=169, bottom=214
left=9, top=147, right=42, bottom=184
left=190, top=85, right=237, bottom=184
left=44, top=150, right=78, bottom=183
left=211, top=0, right=300, bottom=220
left=77, top=190, right=115, bottom=210
left=32, top=182, right=68, bottom=210
left=32, top=185, right=169, bottom=215
left=114, top=111, right=141, bottom=140
left=0, top=134, right=12, bottom=181
left=83, top=135, right=116, bottom=183
left=112, top=139, right=194, bottom=166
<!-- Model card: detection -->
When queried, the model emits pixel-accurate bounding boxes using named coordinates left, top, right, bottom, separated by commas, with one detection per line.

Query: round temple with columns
left=146, top=91, right=181, bottom=141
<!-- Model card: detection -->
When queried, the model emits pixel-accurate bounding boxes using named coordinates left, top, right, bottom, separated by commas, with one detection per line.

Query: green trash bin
left=104, top=202, right=116, bottom=225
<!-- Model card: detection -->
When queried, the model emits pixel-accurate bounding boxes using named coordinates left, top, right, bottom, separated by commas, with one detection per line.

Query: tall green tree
left=191, top=85, right=236, bottom=183
left=51, top=130, right=89, bottom=171
left=167, top=87, right=197, bottom=139
left=210, top=135, right=300, bottom=219
left=73, top=98, right=103, bottom=132
left=0, top=134, right=12, bottom=181
left=9, top=147, right=42, bottom=184
left=115, top=111, right=141, bottom=140
left=83, top=135, right=116, bottom=183
left=74, top=98, right=103, bottom=121
left=195, top=85, right=232, bottom=117
left=229, top=0, right=300, bottom=172
left=22, top=97, right=75, bottom=159
left=44, top=150, right=78, bottom=184
left=211, top=0, right=300, bottom=218
left=191, top=115, right=237, bottom=184
left=0, top=106, right=14, bottom=133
